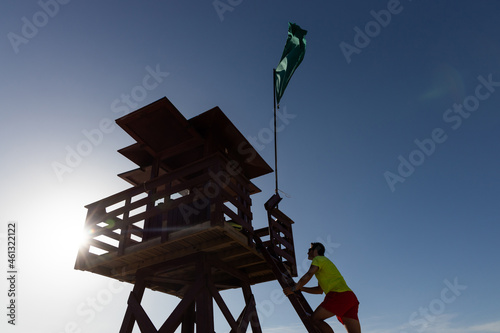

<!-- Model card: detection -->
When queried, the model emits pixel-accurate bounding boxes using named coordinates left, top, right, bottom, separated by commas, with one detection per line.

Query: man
left=284, top=242, right=361, bottom=333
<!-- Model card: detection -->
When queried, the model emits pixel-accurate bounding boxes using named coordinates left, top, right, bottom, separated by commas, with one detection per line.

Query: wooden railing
left=258, top=193, right=297, bottom=277
left=76, top=153, right=255, bottom=267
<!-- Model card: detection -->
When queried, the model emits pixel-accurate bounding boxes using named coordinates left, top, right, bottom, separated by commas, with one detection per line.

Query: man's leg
left=311, top=306, right=335, bottom=333
left=342, top=317, right=361, bottom=333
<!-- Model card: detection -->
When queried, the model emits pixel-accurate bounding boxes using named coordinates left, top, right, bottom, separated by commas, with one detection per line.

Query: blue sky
left=1, top=0, right=499, bottom=332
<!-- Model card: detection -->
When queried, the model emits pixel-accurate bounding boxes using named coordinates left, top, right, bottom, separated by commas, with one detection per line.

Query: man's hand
left=283, top=264, right=319, bottom=296
left=283, top=285, right=298, bottom=295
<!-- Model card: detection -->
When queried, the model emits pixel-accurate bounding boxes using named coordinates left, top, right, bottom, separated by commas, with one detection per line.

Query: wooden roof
left=115, top=97, right=272, bottom=185
left=188, top=106, right=273, bottom=180
left=116, top=97, right=201, bottom=154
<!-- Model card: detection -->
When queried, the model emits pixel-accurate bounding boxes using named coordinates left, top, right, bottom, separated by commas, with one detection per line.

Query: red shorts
left=320, top=291, right=359, bottom=324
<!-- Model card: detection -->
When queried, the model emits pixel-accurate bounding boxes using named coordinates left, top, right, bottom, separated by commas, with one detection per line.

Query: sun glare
left=36, top=189, right=95, bottom=266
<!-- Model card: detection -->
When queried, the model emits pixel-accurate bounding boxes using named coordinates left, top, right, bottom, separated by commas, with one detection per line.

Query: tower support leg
left=120, top=271, right=149, bottom=333
left=180, top=302, right=195, bottom=333
left=118, top=252, right=263, bottom=333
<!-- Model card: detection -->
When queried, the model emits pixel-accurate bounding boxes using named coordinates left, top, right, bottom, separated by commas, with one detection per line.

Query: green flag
left=275, top=22, right=307, bottom=105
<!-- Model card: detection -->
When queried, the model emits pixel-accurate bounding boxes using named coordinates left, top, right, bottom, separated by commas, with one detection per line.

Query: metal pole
left=273, top=68, right=278, bottom=194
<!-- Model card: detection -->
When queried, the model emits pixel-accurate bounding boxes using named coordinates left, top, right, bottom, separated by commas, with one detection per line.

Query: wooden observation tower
left=75, top=97, right=318, bottom=332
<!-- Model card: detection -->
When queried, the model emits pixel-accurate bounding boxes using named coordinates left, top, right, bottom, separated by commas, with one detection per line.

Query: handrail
left=77, top=153, right=255, bottom=267
left=264, top=194, right=297, bottom=277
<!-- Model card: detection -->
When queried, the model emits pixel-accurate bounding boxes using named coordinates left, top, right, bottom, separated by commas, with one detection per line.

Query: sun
left=38, top=189, right=94, bottom=266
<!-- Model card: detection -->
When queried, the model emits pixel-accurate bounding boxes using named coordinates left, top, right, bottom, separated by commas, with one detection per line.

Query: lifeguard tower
left=75, top=97, right=318, bottom=332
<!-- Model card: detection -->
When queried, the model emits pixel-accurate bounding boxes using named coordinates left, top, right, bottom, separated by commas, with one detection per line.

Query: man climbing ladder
left=284, top=242, right=362, bottom=333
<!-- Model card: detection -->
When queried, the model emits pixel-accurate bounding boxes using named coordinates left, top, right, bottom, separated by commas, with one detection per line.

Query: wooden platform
left=76, top=221, right=275, bottom=297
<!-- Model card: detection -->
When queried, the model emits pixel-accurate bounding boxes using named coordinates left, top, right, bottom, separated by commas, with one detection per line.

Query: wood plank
left=158, top=275, right=204, bottom=333
left=88, top=238, right=118, bottom=253
left=273, top=247, right=294, bottom=263
left=270, top=231, right=293, bottom=250
left=208, top=282, right=239, bottom=331
left=270, top=208, right=294, bottom=224
left=270, top=220, right=292, bottom=238
left=128, top=292, right=157, bottom=333
left=264, top=193, right=282, bottom=210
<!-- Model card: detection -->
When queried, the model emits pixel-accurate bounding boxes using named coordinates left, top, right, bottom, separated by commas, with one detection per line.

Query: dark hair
left=310, top=242, right=325, bottom=256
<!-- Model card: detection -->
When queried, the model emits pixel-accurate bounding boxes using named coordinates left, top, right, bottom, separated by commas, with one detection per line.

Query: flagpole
left=272, top=22, right=306, bottom=197
left=273, top=68, right=278, bottom=194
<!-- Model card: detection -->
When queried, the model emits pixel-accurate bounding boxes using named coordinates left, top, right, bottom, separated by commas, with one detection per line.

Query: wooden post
left=180, top=302, right=195, bottom=333
left=118, top=196, right=132, bottom=256
left=241, top=282, right=262, bottom=333
left=119, top=271, right=148, bottom=333
left=195, top=254, right=214, bottom=333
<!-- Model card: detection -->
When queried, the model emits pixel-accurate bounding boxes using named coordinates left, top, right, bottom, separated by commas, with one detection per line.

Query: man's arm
left=300, top=285, right=323, bottom=294
left=283, top=264, right=319, bottom=295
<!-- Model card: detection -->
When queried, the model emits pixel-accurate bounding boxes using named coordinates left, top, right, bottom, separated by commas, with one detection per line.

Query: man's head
left=308, top=242, right=325, bottom=259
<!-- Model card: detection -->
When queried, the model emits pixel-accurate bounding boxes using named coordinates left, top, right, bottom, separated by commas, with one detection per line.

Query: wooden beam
left=88, top=238, right=118, bottom=253
left=270, top=207, right=294, bottom=224
left=195, top=285, right=214, bottom=332
left=254, top=227, right=269, bottom=238
left=241, top=282, right=262, bottom=333
left=208, top=282, right=240, bottom=332
left=181, top=302, right=195, bottom=333
left=195, top=254, right=215, bottom=332
left=158, top=275, right=204, bottom=333
left=128, top=292, right=157, bottom=333
left=120, top=272, right=148, bottom=333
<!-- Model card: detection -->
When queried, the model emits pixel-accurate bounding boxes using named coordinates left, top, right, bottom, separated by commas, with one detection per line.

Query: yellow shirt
left=311, top=256, right=352, bottom=294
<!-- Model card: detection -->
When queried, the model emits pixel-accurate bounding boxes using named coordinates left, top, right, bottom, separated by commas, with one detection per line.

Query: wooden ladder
left=253, top=194, right=320, bottom=333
